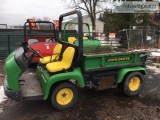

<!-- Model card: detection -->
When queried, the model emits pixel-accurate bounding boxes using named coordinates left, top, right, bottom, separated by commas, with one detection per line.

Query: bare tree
left=34, top=17, right=50, bottom=21
left=43, top=16, right=50, bottom=21
left=67, top=0, right=156, bottom=31
left=67, top=0, right=108, bottom=32
left=29, top=16, right=51, bottom=30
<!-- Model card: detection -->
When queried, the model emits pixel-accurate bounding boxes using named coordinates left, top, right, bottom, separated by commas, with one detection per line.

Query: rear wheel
left=50, top=82, right=78, bottom=110
left=118, top=72, right=144, bottom=96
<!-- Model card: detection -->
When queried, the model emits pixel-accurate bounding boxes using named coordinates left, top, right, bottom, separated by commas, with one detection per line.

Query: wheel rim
left=56, top=88, right=73, bottom=105
left=128, top=77, right=140, bottom=91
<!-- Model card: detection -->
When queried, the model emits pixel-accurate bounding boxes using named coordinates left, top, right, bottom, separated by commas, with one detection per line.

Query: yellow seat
left=68, top=37, right=76, bottom=44
left=68, top=36, right=88, bottom=44
left=39, top=43, right=62, bottom=64
left=46, top=47, right=75, bottom=73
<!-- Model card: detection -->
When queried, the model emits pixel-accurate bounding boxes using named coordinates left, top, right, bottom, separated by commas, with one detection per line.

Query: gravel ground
left=0, top=60, right=160, bottom=120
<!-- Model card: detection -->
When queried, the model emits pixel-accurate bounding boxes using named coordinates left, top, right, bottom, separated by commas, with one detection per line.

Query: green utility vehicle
left=4, top=10, right=148, bottom=110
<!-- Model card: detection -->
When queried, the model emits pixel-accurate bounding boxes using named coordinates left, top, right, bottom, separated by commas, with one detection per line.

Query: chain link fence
left=127, top=26, right=157, bottom=49
left=97, top=26, right=158, bottom=50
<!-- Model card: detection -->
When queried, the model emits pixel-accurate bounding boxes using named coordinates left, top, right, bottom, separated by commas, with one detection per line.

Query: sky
left=1, top=0, right=159, bottom=26
left=0, top=0, right=74, bottom=26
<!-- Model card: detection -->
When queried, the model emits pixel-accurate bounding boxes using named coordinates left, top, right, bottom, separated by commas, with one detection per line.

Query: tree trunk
left=90, top=15, right=96, bottom=37
left=91, top=17, right=96, bottom=32
left=92, top=3, right=96, bottom=32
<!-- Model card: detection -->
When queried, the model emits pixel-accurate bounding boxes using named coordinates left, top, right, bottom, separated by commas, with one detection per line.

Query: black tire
left=118, top=72, right=144, bottom=96
left=50, top=82, right=78, bottom=110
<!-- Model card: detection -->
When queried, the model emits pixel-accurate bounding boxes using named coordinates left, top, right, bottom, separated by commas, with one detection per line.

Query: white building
left=62, top=15, right=104, bottom=33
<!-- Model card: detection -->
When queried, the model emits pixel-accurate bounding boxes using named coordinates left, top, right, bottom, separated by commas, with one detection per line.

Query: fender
left=4, top=49, right=22, bottom=91
left=117, top=67, right=146, bottom=83
left=43, top=67, right=85, bottom=100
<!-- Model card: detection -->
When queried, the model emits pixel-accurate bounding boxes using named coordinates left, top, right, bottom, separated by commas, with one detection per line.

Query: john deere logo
left=106, top=57, right=131, bottom=62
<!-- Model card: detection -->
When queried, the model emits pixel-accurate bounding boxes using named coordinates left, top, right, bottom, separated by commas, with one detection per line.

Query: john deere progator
left=4, top=10, right=147, bottom=110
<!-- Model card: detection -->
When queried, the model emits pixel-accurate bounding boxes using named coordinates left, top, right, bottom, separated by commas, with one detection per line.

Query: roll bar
left=63, top=22, right=91, bottom=38
left=59, top=10, right=83, bottom=58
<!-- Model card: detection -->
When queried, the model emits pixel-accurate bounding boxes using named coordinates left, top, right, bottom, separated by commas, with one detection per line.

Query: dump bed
left=83, top=51, right=147, bottom=71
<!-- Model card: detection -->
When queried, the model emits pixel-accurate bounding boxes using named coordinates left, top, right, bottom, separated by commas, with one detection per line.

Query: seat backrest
left=62, top=47, right=75, bottom=69
left=68, top=37, right=76, bottom=44
left=53, top=43, right=62, bottom=54
left=68, top=36, right=88, bottom=44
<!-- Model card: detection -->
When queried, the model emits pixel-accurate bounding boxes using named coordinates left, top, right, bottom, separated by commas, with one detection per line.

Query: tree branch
left=81, top=0, right=91, bottom=14
left=76, top=6, right=88, bottom=12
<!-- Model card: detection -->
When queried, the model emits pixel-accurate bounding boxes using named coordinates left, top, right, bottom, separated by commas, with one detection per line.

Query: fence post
left=158, top=34, right=160, bottom=49
left=7, top=35, right=11, bottom=53
left=128, top=29, right=131, bottom=50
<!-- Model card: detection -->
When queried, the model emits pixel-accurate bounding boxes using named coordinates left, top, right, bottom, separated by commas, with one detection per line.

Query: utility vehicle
left=4, top=10, right=147, bottom=110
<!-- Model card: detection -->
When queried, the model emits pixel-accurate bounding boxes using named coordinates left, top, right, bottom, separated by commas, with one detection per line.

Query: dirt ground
left=0, top=60, right=160, bottom=120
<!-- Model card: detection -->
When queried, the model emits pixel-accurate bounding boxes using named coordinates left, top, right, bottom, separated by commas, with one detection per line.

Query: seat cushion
left=39, top=54, right=59, bottom=64
left=46, top=62, right=67, bottom=73
left=39, top=43, right=62, bottom=64
left=46, top=47, right=75, bottom=73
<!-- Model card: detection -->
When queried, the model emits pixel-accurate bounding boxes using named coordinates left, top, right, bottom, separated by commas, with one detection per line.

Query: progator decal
left=106, top=57, right=132, bottom=62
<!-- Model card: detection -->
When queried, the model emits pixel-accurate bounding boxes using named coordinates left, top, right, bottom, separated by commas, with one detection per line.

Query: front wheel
left=118, top=72, right=144, bottom=96
left=50, top=82, right=78, bottom=110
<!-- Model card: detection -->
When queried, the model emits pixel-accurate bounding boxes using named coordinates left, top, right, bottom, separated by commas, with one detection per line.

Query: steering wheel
left=28, top=47, right=43, bottom=58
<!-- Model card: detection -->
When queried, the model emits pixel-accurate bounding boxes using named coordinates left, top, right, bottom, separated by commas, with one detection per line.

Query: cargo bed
left=83, top=50, right=146, bottom=71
